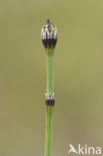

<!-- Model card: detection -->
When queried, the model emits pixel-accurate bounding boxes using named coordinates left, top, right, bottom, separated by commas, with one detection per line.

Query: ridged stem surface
left=45, top=106, right=53, bottom=156
left=46, top=50, right=54, bottom=95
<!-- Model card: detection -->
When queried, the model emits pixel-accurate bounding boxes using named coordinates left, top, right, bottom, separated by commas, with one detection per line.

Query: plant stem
left=46, top=50, right=54, bottom=95
left=45, top=49, right=54, bottom=156
left=45, top=106, right=53, bottom=156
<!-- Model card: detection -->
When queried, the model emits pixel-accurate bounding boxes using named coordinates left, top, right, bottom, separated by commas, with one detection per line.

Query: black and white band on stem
left=45, top=93, right=55, bottom=106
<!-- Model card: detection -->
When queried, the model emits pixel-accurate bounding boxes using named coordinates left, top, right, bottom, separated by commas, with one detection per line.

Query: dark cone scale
left=42, top=38, right=57, bottom=49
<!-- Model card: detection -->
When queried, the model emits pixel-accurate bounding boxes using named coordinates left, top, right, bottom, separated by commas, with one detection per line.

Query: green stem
left=45, top=106, right=53, bottom=156
left=45, top=49, right=54, bottom=156
left=46, top=49, right=54, bottom=95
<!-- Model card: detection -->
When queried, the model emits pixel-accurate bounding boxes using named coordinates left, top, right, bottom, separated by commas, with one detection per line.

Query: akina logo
left=68, top=144, right=102, bottom=155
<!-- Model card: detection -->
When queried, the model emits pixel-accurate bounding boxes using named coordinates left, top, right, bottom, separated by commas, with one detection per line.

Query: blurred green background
left=0, top=0, right=103, bottom=155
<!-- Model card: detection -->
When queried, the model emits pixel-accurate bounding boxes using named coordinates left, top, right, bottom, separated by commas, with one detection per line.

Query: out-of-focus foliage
left=0, top=0, right=103, bottom=156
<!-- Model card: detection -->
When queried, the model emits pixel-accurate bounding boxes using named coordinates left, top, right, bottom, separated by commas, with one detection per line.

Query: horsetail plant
left=41, top=19, right=57, bottom=156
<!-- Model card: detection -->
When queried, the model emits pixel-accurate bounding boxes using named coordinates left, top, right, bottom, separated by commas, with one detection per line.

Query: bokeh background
left=0, top=0, right=103, bottom=155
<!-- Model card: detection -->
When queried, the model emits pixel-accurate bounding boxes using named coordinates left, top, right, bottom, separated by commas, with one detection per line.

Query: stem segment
left=46, top=50, right=54, bottom=95
left=45, top=106, right=53, bottom=156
